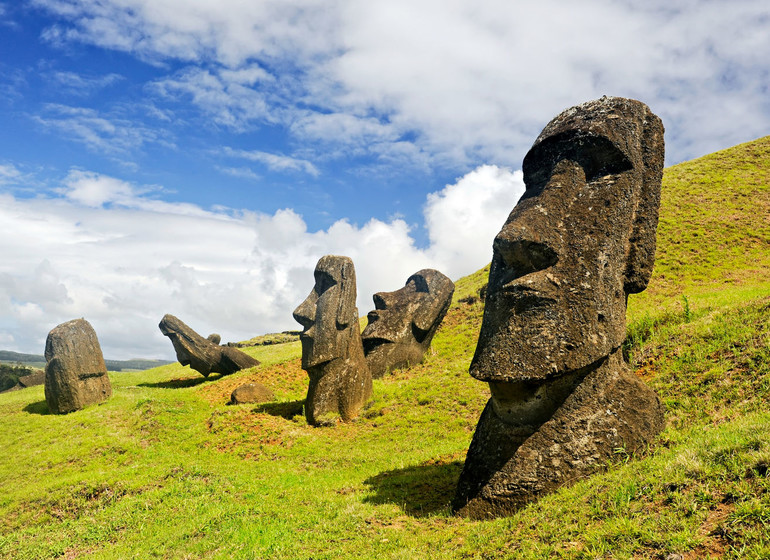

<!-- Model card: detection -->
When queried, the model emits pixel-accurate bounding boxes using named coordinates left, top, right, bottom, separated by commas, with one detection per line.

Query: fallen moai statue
left=159, top=314, right=259, bottom=376
left=293, top=255, right=372, bottom=425
left=362, top=269, right=454, bottom=378
left=453, top=96, right=666, bottom=519
left=44, top=318, right=112, bottom=414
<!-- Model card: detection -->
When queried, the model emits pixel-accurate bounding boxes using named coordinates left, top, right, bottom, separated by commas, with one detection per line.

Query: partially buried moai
left=44, top=318, right=112, bottom=414
left=362, top=269, right=454, bottom=379
left=452, top=96, right=666, bottom=519
left=293, top=255, right=372, bottom=425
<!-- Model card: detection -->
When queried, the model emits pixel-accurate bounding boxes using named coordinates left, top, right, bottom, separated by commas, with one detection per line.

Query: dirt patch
left=197, top=358, right=306, bottom=405
left=682, top=502, right=733, bottom=559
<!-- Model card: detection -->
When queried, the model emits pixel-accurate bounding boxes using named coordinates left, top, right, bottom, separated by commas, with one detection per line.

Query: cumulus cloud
left=31, top=1, right=770, bottom=166
left=425, top=165, right=524, bottom=277
left=0, top=164, right=521, bottom=359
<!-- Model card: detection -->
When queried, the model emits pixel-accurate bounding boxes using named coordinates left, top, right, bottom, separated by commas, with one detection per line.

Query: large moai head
left=293, top=255, right=359, bottom=369
left=471, top=96, right=664, bottom=388
left=293, top=255, right=372, bottom=425
left=452, top=97, right=666, bottom=518
left=362, top=269, right=455, bottom=378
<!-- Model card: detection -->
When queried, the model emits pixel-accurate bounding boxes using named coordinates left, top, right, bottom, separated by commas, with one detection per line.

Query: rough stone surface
left=293, top=255, right=372, bottom=425
left=159, top=314, right=259, bottom=376
left=18, top=370, right=45, bottom=388
left=453, top=96, right=666, bottom=518
left=44, top=318, right=112, bottom=414
left=206, top=333, right=222, bottom=345
left=229, top=382, right=275, bottom=405
left=362, top=269, right=454, bottom=378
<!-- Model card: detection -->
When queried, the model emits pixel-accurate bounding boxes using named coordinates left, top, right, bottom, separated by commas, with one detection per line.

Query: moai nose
left=493, top=233, right=558, bottom=277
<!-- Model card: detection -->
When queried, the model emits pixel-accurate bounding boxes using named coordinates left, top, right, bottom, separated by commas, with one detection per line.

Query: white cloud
left=34, top=104, right=174, bottom=155
left=31, top=1, right=770, bottom=166
left=49, top=71, right=123, bottom=95
left=217, top=166, right=261, bottom=181
left=151, top=67, right=275, bottom=131
left=0, top=164, right=520, bottom=359
left=0, top=163, right=22, bottom=185
left=222, top=148, right=319, bottom=177
left=34, top=0, right=340, bottom=66
left=425, top=165, right=524, bottom=278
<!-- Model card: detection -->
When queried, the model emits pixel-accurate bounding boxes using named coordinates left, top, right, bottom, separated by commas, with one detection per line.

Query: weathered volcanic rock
left=453, top=96, right=666, bottom=518
left=293, top=255, right=372, bottom=425
left=159, top=314, right=259, bottom=376
left=18, top=370, right=45, bottom=388
left=44, top=318, right=112, bottom=414
left=229, top=382, right=275, bottom=405
left=362, top=269, right=454, bottom=379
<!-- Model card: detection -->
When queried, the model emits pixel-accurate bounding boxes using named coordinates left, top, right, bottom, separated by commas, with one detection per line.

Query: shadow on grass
left=251, top=400, right=305, bottom=419
left=363, top=459, right=464, bottom=517
left=23, top=400, right=50, bottom=415
left=138, top=374, right=223, bottom=389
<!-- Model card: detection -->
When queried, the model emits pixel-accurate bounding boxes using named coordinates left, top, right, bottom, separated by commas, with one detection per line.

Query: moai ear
left=413, top=287, right=448, bottom=333
left=335, top=257, right=357, bottom=329
left=412, top=270, right=454, bottom=334
left=413, top=298, right=447, bottom=334
left=624, top=110, right=665, bottom=294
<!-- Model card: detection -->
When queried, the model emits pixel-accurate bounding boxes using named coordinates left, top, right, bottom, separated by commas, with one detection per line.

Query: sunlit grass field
left=1, top=136, right=769, bottom=559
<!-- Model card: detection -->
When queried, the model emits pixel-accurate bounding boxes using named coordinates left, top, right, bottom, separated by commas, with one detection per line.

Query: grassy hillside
left=1, top=137, right=769, bottom=559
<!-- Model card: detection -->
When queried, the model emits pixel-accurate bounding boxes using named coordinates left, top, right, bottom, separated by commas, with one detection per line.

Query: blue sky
left=1, top=0, right=769, bottom=359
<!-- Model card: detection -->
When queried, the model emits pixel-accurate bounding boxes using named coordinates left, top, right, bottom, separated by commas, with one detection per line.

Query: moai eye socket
left=314, top=270, right=337, bottom=296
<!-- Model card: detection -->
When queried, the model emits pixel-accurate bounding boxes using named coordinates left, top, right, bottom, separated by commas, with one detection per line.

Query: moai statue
left=362, top=269, right=455, bottom=378
left=159, top=314, right=259, bottom=376
left=44, top=318, right=112, bottom=414
left=293, top=255, right=372, bottom=425
left=452, top=97, right=666, bottom=519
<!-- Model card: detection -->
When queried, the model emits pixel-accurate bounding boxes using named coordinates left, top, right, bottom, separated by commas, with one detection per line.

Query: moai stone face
left=44, top=318, right=112, bottom=414
left=453, top=97, right=666, bottom=519
left=293, top=255, right=372, bottom=425
left=159, top=314, right=259, bottom=376
left=362, top=269, right=455, bottom=378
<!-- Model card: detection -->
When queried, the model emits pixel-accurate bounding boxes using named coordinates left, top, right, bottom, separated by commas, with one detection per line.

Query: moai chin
left=362, top=269, right=455, bottom=379
left=293, top=255, right=372, bottom=425
left=452, top=96, right=666, bottom=519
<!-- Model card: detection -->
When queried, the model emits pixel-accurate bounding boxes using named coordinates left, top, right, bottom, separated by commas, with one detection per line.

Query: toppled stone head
left=453, top=97, right=666, bottom=518
left=293, top=255, right=372, bottom=425
left=44, top=318, right=112, bottom=414
left=159, top=314, right=259, bottom=376
left=362, top=269, right=455, bottom=378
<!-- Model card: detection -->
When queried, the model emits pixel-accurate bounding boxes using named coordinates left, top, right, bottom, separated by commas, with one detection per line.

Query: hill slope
left=0, top=137, right=769, bottom=559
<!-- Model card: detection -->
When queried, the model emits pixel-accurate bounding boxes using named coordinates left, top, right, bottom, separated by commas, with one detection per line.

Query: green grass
left=1, top=136, right=770, bottom=558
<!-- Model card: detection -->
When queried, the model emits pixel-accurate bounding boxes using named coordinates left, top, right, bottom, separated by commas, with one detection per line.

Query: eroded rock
left=453, top=97, right=666, bottom=518
left=159, top=314, right=259, bottom=376
left=229, top=382, right=275, bottom=405
left=293, top=255, right=372, bottom=425
left=44, top=318, right=112, bottom=414
left=362, top=269, right=454, bottom=378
